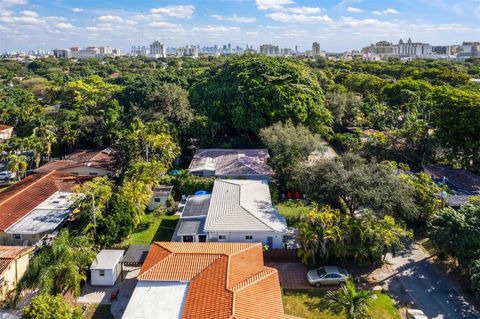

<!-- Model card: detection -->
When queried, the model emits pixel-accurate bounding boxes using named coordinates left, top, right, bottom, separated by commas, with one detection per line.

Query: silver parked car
left=0, top=171, right=16, bottom=181
left=307, top=266, right=349, bottom=287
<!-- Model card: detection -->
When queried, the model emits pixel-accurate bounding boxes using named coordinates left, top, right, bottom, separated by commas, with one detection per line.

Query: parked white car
left=406, top=309, right=428, bottom=319
left=307, top=266, right=349, bottom=287
left=0, top=171, right=16, bottom=181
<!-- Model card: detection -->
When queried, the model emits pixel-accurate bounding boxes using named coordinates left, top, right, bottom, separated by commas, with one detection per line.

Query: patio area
left=78, top=266, right=140, bottom=319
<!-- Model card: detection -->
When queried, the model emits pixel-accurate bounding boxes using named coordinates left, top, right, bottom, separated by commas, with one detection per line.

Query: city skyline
left=1, top=0, right=480, bottom=53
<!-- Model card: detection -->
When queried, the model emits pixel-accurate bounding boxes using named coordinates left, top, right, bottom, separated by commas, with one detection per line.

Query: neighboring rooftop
left=0, top=246, right=34, bottom=274
left=122, top=242, right=287, bottom=319
left=35, top=148, right=116, bottom=174
left=0, top=125, right=13, bottom=131
left=189, top=149, right=273, bottom=178
left=122, top=244, right=150, bottom=265
left=423, top=165, right=480, bottom=194
left=0, top=171, right=84, bottom=231
left=152, top=185, right=173, bottom=197
left=181, top=195, right=211, bottom=218
left=5, top=191, right=75, bottom=235
left=90, top=249, right=125, bottom=270
left=205, top=179, right=287, bottom=233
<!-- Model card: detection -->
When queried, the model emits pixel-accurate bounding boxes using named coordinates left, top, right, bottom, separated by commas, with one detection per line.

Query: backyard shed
left=90, top=249, right=124, bottom=286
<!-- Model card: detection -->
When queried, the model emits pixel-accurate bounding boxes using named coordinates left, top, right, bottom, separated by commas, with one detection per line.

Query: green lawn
left=83, top=304, right=113, bottom=319
left=122, top=213, right=179, bottom=246
left=283, top=290, right=401, bottom=319
left=277, top=201, right=314, bottom=226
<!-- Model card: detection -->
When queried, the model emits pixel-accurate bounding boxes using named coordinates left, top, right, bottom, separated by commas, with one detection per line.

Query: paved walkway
left=266, top=262, right=314, bottom=290
left=78, top=267, right=139, bottom=319
left=381, top=242, right=480, bottom=319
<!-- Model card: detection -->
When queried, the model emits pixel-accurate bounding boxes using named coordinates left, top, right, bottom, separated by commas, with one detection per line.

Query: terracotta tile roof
left=0, top=246, right=34, bottom=274
left=137, top=242, right=287, bottom=319
left=35, top=148, right=117, bottom=173
left=0, top=125, right=13, bottom=131
left=0, top=171, right=83, bottom=231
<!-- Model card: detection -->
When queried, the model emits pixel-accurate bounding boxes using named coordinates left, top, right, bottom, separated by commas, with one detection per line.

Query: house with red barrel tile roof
left=0, top=171, right=85, bottom=246
left=35, top=148, right=117, bottom=177
left=0, top=246, right=34, bottom=302
left=122, top=242, right=291, bottom=319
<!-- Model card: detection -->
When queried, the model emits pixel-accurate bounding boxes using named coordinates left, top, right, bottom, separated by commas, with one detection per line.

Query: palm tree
left=17, top=230, right=95, bottom=297
left=7, top=154, right=28, bottom=181
left=33, top=123, right=57, bottom=161
left=325, top=279, right=375, bottom=319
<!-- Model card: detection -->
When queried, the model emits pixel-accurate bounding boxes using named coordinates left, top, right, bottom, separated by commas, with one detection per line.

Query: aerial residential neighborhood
left=1, top=1, right=480, bottom=319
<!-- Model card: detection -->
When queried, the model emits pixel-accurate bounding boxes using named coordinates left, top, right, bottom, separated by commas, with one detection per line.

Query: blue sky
left=1, top=0, right=479, bottom=52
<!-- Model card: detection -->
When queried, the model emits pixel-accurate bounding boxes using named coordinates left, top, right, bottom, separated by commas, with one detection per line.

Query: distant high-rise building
left=398, top=38, right=432, bottom=57
left=312, top=42, right=321, bottom=57
left=260, top=44, right=279, bottom=56
left=52, top=49, right=70, bottom=58
left=149, top=41, right=166, bottom=58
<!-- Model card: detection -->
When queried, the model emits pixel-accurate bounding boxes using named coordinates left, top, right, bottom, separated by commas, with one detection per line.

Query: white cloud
left=21, top=10, right=38, bottom=17
left=286, top=7, right=321, bottom=14
left=1, top=0, right=27, bottom=5
left=340, top=16, right=395, bottom=28
left=347, top=7, right=363, bottom=13
left=384, top=9, right=400, bottom=14
left=256, top=0, right=293, bottom=10
left=266, top=12, right=333, bottom=24
left=191, top=25, right=240, bottom=33
left=210, top=14, right=256, bottom=23
left=56, top=22, right=74, bottom=29
left=149, top=21, right=182, bottom=29
left=373, top=8, right=400, bottom=15
left=150, top=5, right=194, bottom=18
left=96, top=15, right=123, bottom=23
left=72, top=8, right=83, bottom=13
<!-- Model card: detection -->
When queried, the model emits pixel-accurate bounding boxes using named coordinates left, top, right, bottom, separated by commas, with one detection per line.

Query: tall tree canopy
left=190, top=55, right=332, bottom=136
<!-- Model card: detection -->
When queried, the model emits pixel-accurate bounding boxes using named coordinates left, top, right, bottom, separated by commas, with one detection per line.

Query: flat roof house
left=188, top=149, right=273, bottom=179
left=0, top=246, right=34, bottom=302
left=90, top=249, right=125, bottom=286
left=122, top=242, right=289, bottom=319
left=173, top=180, right=287, bottom=249
left=0, top=171, right=83, bottom=246
left=35, top=148, right=117, bottom=177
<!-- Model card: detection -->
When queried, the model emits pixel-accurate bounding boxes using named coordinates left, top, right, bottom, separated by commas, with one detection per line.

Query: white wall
left=91, top=266, right=120, bottom=286
left=61, top=166, right=112, bottom=177
left=208, top=231, right=284, bottom=249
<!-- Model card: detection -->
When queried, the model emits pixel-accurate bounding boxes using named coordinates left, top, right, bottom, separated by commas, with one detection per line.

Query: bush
left=22, top=294, right=82, bottom=319
left=470, top=260, right=480, bottom=299
left=159, top=171, right=214, bottom=199
left=166, top=195, right=178, bottom=215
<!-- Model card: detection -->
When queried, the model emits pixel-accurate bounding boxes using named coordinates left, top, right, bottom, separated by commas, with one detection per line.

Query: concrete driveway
left=385, top=243, right=479, bottom=319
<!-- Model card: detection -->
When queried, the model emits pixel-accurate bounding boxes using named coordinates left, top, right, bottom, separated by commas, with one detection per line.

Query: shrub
left=22, top=294, right=82, bottom=319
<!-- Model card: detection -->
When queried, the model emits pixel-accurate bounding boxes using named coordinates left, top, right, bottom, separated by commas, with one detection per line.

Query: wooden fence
left=263, top=249, right=299, bottom=263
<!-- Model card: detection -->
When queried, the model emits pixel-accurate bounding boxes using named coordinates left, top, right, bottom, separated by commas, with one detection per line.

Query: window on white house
left=12, top=234, right=22, bottom=241
left=89, top=172, right=98, bottom=176
left=245, top=235, right=253, bottom=240
left=218, top=235, right=227, bottom=241
left=99, top=270, right=105, bottom=276
left=154, top=198, right=161, bottom=202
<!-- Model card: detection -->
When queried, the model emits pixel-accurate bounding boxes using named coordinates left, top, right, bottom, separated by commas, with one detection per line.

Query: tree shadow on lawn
left=152, top=217, right=179, bottom=241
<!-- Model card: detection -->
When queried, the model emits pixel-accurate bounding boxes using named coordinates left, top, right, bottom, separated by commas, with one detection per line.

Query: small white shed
left=90, top=249, right=124, bottom=286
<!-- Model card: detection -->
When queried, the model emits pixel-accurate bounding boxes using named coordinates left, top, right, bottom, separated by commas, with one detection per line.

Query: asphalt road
left=386, top=243, right=479, bottom=319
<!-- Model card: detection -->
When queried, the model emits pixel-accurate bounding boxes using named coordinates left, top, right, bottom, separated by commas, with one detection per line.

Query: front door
left=267, top=237, right=273, bottom=248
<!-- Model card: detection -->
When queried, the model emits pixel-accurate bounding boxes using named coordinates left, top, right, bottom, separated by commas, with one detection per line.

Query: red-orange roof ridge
left=229, top=267, right=277, bottom=292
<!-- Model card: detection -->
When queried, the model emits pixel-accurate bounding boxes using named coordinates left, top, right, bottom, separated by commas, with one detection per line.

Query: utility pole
left=92, top=193, right=96, bottom=227
left=145, top=145, right=149, bottom=162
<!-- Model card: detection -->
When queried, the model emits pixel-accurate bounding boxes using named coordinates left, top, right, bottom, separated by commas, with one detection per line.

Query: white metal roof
left=204, top=179, right=287, bottom=233
left=122, top=281, right=188, bottom=319
left=5, top=191, right=75, bottom=234
left=90, top=249, right=124, bottom=270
